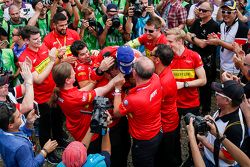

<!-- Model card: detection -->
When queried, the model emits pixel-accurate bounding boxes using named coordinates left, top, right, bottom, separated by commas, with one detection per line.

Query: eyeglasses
left=198, top=8, right=210, bottom=13
left=215, top=92, right=232, bottom=101
left=221, top=10, right=235, bottom=15
left=144, top=28, right=155, bottom=33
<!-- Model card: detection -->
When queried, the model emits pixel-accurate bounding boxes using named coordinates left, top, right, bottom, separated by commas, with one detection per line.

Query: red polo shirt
left=159, top=66, right=179, bottom=133
left=170, top=47, right=203, bottom=109
left=138, top=33, right=168, bottom=57
left=18, top=44, right=55, bottom=104
left=57, top=87, right=98, bottom=141
left=119, top=74, right=162, bottom=140
left=43, top=29, right=80, bottom=57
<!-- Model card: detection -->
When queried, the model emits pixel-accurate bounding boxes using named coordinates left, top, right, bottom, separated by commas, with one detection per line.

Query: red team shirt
left=119, top=74, right=162, bottom=140
left=57, top=87, right=99, bottom=141
left=138, top=33, right=168, bottom=57
left=170, top=48, right=203, bottom=109
left=18, top=44, right=56, bottom=104
left=159, top=66, right=179, bottom=133
left=43, top=29, right=80, bottom=57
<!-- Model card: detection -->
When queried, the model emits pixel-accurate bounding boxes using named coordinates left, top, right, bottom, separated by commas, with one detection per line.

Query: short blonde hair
left=165, top=28, right=186, bottom=41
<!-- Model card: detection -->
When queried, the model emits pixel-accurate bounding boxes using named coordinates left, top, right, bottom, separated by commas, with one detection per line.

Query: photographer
left=0, top=102, right=58, bottom=167
left=125, top=0, right=165, bottom=52
left=98, top=3, right=129, bottom=48
left=186, top=116, right=250, bottom=167
left=79, top=7, right=101, bottom=51
left=0, top=60, right=34, bottom=114
left=197, top=80, right=247, bottom=166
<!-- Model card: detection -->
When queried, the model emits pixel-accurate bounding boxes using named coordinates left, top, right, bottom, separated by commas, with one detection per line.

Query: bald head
left=9, top=4, right=18, bottom=13
left=134, top=56, right=155, bottom=80
left=9, top=4, right=20, bottom=23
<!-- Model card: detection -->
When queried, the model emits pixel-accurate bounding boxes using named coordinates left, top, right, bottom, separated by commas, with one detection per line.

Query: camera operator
left=98, top=3, right=130, bottom=48
left=125, top=0, right=166, bottom=53
left=186, top=116, right=250, bottom=167
left=197, top=80, right=247, bottom=166
left=79, top=7, right=101, bottom=51
left=58, top=113, right=113, bottom=167
left=0, top=60, right=34, bottom=114
left=0, top=102, right=58, bottom=167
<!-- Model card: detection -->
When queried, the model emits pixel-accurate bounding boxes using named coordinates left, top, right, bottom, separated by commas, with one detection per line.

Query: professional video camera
left=132, top=0, right=145, bottom=17
left=112, top=15, right=120, bottom=29
left=184, top=113, right=211, bottom=135
left=0, top=67, right=13, bottom=86
left=90, top=96, right=113, bottom=135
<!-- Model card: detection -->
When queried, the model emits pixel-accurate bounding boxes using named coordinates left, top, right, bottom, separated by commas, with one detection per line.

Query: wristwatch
left=115, top=88, right=121, bottom=93
left=191, top=34, right=196, bottom=42
left=184, top=81, right=189, bottom=88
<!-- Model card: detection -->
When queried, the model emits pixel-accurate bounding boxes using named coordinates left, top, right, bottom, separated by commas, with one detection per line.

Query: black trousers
left=155, top=126, right=182, bottom=167
left=38, top=103, right=64, bottom=148
left=178, top=106, right=200, bottom=119
left=109, top=117, right=131, bottom=167
left=199, top=81, right=213, bottom=115
left=132, top=131, right=162, bottom=167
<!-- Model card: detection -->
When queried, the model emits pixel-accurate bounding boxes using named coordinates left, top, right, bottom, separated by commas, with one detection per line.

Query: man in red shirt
left=166, top=28, right=207, bottom=117
left=43, top=12, right=80, bottom=63
left=126, top=17, right=167, bottom=57
left=18, top=25, right=61, bottom=164
left=150, top=44, right=181, bottom=167
left=113, top=56, right=162, bottom=167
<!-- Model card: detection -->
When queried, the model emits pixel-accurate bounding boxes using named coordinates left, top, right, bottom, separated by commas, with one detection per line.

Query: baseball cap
left=0, top=75, right=9, bottom=86
left=116, top=46, right=134, bottom=75
left=211, top=80, right=244, bottom=106
left=62, top=141, right=87, bottom=167
left=221, top=0, right=236, bottom=10
left=107, top=3, right=118, bottom=12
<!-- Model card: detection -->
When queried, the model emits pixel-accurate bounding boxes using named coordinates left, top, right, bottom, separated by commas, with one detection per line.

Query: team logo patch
left=123, top=100, right=128, bottom=106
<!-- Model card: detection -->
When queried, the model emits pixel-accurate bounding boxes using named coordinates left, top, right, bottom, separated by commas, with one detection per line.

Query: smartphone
left=33, top=101, right=40, bottom=118
left=0, top=40, right=9, bottom=46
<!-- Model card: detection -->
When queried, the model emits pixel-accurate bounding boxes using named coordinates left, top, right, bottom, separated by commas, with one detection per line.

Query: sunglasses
left=215, top=92, right=232, bottom=101
left=144, top=28, right=155, bottom=33
left=221, top=10, right=235, bottom=15
left=198, top=8, right=210, bottom=13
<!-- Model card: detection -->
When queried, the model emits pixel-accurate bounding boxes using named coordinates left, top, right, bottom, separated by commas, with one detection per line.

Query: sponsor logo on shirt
left=149, top=89, right=157, bottom=102
left=172, top=69, right=195, bottom=79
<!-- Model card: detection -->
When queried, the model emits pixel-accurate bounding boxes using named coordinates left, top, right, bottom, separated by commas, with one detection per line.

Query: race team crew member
left=18, top=26, right=62, bottom=163
left=113, top=56, right=162, bottom=167
left=70, top=40, right=115, bottom=89
left=43, top=13, right=80, bottom=59
left=50, top=62, right=125, bottom=153
left=150, top=44, right=181, bottom=167
left=126, top=17, right=167, bottom=57
left=166, top=28, right=207, bottom=116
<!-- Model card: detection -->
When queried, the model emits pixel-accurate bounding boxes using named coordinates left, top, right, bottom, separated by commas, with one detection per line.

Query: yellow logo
left=172, top=69, right=195, bottom=79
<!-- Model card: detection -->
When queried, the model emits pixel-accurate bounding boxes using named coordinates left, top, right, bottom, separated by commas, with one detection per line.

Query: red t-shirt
left=57, top=87, right=99, bottom=141
left=43, top=29, right=80, bottom=57
left=138, top=33, right=168, bottom=57
left=170, top=48, right=203, bottom=109
left=159, top=66, right=179, bottom=133
left=119, top=74, right=162, bottom=140
left=18, top=44, right=55, bottom=104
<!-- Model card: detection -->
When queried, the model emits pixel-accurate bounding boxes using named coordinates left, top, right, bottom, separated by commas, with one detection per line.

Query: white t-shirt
left=4, top=3, right=34, bottom=21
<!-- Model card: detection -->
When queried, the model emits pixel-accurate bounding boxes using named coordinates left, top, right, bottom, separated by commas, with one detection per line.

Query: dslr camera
left=131, top=0, right=145, bottom=17
left=88, top=18, right=96, bottom=27
left=111, top=15, right=120, bottom=29
left=184, top=113, right=211, bottom=135
left=90, top=96, right=113, bottom=135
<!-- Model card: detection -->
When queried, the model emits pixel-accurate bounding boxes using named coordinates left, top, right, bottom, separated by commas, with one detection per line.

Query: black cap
left=211, top=80, right=244, bottom=106
left=0, top=75, right=9, bottom=86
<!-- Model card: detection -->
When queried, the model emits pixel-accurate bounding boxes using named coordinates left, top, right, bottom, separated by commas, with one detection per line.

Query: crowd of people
left=0, top=0, right=250, bottom=166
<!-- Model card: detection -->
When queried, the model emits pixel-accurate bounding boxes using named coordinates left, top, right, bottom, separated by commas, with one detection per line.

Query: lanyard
left=54, top=31, right=66, bottom=47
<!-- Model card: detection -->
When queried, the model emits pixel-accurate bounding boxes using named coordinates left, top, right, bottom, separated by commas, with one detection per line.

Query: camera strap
left=212, top=120, right=222, bottom=167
